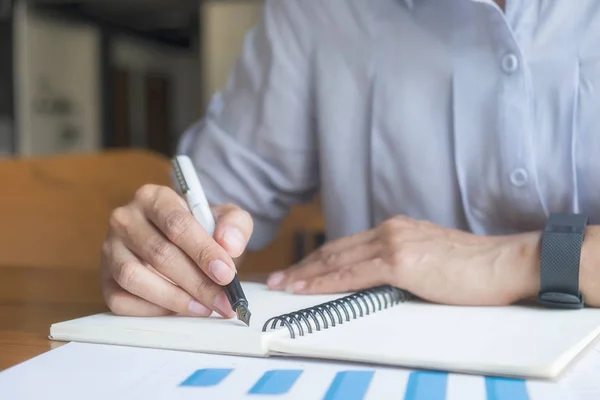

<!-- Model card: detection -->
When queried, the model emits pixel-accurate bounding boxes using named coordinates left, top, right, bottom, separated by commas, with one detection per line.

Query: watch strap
left=537, top=213, right=587, bottom=309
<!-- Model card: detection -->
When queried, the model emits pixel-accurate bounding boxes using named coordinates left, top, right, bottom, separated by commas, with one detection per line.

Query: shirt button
left=501, top=53, right=519, bottom=73
left=510, top=168, right=529, bottom=187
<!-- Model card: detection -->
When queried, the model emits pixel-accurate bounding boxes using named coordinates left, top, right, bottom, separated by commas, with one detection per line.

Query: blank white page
left=268, top=302, right=600, bottom=379
left=50, top=282, right=342, bottom=357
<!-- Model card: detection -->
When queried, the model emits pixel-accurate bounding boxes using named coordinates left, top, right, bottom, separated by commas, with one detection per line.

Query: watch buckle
left=537, top=291, right=584, bottom=309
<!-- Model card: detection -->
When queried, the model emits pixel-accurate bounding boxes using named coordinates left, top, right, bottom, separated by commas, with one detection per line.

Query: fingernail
left=267, top=272, right=285, bottom=288
left=223, top=227, right=245, bottom=256
left=289, top=280, right=306, bottom=293
left=209, top=260, right=235, bottom=284
left=214, top=292, right=235, bottom=317
left=188, top=300, right=211, bottom=317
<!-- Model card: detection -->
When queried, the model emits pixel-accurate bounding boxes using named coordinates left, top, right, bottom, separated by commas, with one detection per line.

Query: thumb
left=212, top=203, right=254, bottom=258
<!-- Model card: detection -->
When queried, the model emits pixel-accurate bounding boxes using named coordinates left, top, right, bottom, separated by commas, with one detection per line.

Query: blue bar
left=248, top=369, right=303, bottom=395
left=404, top=371, right=448, bottom=400
left=323, top=370, right=375, bottom=400
left=485, top=377, right=530, bottom=400
left=179, top=368, right=233, bottom=387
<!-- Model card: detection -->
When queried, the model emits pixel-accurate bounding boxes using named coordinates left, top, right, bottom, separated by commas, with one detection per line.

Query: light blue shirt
left=178, top=0, right=600, bottom=251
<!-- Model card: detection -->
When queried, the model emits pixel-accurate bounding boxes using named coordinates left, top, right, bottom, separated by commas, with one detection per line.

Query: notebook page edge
left=266, top=346, right=558, bottom=379
left=49, top=314, right=271, bottom=357
left=46, top=281, right=346, bottom=357
left=546, top=323, right=600, bottom=378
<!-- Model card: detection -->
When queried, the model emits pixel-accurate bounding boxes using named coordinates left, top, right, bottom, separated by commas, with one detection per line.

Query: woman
left=100, top=0, right=600, bottom=318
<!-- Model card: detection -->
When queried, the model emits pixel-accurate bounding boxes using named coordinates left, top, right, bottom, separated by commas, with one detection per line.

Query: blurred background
left=0, top=0, right=264, bottom=158
left=0, top=0, right=324, bottom=289
left=0, top=1, right=323, bottom=369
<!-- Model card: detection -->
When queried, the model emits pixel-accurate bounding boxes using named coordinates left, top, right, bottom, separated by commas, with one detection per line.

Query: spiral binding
left=261, top=285, right=414, bottom=339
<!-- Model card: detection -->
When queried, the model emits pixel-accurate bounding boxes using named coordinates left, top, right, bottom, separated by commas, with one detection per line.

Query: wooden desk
left=0, top=265, right=267, bottom=371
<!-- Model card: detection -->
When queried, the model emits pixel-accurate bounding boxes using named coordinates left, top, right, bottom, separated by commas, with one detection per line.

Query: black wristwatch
left=537, top=212, right=587, bottom=309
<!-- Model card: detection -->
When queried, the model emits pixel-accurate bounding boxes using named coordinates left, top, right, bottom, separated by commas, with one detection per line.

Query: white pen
left=171, top=155, right=251, bottom=326
left=172, top=155, right=216, bottom=236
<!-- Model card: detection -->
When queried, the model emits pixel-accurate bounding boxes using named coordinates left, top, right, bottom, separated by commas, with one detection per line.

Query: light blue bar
left=179, top=368, right=233, bottom=387
left=323, top=370, right=375, bottom=400
left=248, top=369, right=303, bottom=395
left=485, top=377, right=530, bottom=400
left=404, top=371, right=448, bottom=400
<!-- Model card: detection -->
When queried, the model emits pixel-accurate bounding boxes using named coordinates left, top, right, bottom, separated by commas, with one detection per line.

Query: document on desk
left=560, top=338, right=600, bottom=400
left=49, top=282, right=600, bottom=380
left=0, top=341, right=596, bottom=400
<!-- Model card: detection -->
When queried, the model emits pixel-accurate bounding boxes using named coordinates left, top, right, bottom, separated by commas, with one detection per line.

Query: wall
left=13, top=3, right=101, bottom=156
left=0, top=2, right=14, bottom=156
left=13, top=2, right=201, bottom=156
left=111, top=35, right=202, bottom=149
left=13, top=0, right=263, bottom=156
left=200, top=0, right=264, bottom=107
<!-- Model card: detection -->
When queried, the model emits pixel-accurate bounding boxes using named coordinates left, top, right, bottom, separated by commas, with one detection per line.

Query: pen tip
left=236, top=304, right=251, bottom=327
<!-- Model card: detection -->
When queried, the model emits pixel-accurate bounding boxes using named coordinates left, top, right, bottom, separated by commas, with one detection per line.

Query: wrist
left=496, top=232, right=542, bottom=303
left=581, top=225, right=600, bottom=306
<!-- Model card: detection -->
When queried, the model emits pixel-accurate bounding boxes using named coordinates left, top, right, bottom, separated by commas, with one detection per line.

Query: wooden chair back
left=0, top=150, right=173, bottom=272
left=242, top=199, right=325, bottom=273
left=0, top=149, right=324, bottom=305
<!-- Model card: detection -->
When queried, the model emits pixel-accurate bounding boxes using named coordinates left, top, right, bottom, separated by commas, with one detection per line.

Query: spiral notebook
left=49, top=282, right=600, bottom=380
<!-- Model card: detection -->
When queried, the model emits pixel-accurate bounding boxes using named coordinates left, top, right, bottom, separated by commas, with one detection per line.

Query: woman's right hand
left=100, top=184, right=254, bottom=318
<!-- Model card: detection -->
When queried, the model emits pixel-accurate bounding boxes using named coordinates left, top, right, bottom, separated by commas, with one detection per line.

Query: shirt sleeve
left=177, top=0, right=318, bottom=251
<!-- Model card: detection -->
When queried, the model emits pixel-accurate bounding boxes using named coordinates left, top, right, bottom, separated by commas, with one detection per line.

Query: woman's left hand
left=266, top=216, right=538, bottom=306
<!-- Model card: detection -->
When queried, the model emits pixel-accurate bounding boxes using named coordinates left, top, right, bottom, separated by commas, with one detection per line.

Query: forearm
left=505, top=226, right=600, bottom=307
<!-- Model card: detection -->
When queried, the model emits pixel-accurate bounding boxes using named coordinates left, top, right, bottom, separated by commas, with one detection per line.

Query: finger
left=109, top=207, right=235, bottom=318
left=212, top=203, right=254, bottom=258
left=134, top=185, right=237, bottom=286
left=297, top=229, right=379, bottom=267
left=102, top=273, right=172, bottom=317
left=106, top=238, right=218, bottom=317
left=101, top=256, right=171, bottom=316
left=267, top=240, right=381, bottom=290
left=288, top=258, right=395, bottom=295
left=266, top=230, right=377, bottom=289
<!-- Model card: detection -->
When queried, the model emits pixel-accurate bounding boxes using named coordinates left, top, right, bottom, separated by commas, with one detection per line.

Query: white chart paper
left=0, top=342, right=594, bottom=400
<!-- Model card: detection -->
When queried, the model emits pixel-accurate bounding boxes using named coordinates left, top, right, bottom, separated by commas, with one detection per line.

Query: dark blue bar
left=404, top=371, right=448, bottom=400
left=485, top=377, right=530, bottom=400
left=179, top=368, right=233, bottom=387
left=323, top=370, right=375, bottom=400
left=248, top=369, right=303, bottom=395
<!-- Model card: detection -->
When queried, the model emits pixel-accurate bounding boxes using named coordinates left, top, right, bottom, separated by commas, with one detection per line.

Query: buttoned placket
left=451, top=0, right=547, bottom=233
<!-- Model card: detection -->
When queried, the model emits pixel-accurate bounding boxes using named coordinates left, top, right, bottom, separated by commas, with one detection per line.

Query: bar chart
left=60, top=342, right=569, bottom=400
left=177, top=367, right=539, bottom=399
left=0, top=342, right=587, bottom=400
